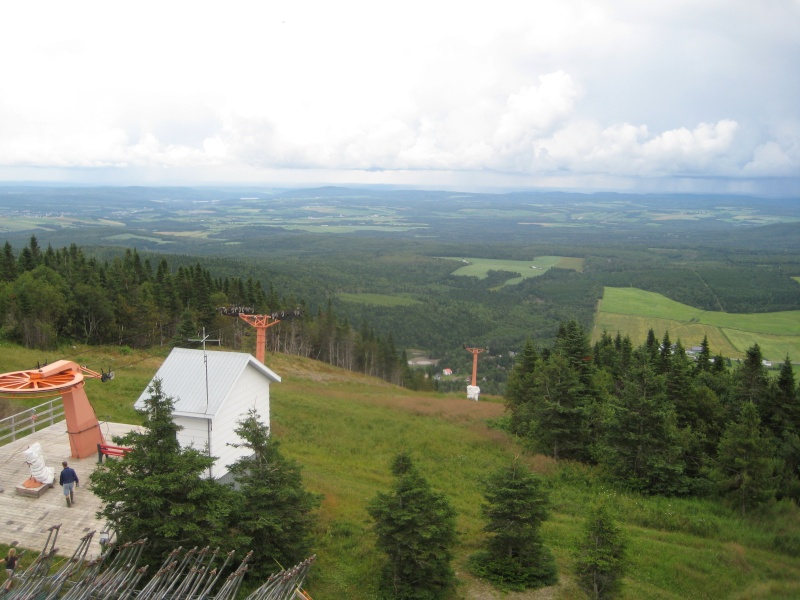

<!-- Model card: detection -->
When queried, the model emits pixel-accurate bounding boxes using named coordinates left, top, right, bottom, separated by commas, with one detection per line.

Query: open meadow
left=440, top=256, right=584, bottom=286
left=593, top=287, right=800, bottom=362
left=2, top=343, right=800, bottom=599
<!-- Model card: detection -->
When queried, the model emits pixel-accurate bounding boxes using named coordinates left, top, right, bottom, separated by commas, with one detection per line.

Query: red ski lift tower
left=0, top=360, right=111, bottom=458
left=464, top=345, right=487, bottom=401
left=238, top=313, right=281, bottom=364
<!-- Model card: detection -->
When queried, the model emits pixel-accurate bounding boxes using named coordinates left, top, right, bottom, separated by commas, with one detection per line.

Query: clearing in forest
left=594, top=287, right=800, bottom=362
left=440, top=256, right=583, bottom=286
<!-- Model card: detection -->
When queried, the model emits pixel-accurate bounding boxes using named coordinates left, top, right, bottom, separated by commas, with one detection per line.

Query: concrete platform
left=0, top=420, right=140, bottom=558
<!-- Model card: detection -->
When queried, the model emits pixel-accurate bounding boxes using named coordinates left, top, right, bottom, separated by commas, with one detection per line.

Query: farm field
left=594, top=287, right=800, bottom=362
left=441, top=255, right=584, bottom=286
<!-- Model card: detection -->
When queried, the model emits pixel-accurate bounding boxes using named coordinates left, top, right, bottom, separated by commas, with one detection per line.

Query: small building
left=442, top=368, right=453, bottom=376
left=134, top=348, right=281, bottom=483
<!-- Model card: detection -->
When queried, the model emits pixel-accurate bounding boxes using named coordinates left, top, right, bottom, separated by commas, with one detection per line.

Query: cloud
left=0, top=0, right=797, bottom=192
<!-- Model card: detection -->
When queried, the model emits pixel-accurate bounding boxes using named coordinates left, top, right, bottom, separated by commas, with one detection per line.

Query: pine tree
left=712, top=401, right=779, bottom=515
left=530, top=353, right=588, bottom=461
left=644, top=328, right=659, bottom=365
left=469, top=461, right=558, bottom=591
left=658, top=331, right=672, bottom=374
left=599, top=350, right=688, bottom=495
left=574, top=502, right=627, bottom=600
left=367, top=452, right=457, bottom=600
left=695, top=335, right=712, bottom=373
left=764, top=356, right=800, bottom=438
left=506, top=340, right=539, bottom=436
left=90, top=379, right=235, bottom=566
left=0, top=242, right=16, bottom=282
left=226, top=409, right=321, bottom=581
left=732, top=344, right=770, bottom=413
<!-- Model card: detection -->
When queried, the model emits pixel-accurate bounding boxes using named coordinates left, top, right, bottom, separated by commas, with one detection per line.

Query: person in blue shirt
left=59, top=461, right=79, bottom=507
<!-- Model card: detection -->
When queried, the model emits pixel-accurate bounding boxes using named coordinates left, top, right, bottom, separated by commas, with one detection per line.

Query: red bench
left=97, top=443, right=132, bottom=463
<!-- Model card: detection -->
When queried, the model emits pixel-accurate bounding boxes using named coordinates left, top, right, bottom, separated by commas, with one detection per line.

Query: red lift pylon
left=464, top=346, right=487, bottom=386
left=238, top=314, right=281, bottom=363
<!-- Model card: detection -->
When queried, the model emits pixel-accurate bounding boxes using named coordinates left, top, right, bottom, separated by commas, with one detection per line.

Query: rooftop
left=0, top=420, right=139, bottom=558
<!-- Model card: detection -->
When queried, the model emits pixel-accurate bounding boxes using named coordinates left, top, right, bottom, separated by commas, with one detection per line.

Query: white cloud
left=0, top=0, right=797, bottom=192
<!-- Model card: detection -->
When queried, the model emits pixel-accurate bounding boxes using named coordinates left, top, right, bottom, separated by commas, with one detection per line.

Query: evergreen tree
left=768, top=358, right=800, bottom=501
left=695, top=335, right=712, bottom=373
left=506, top=340, right=539, bottom=435
left=530, top=353, right=588, bottom=461
left=367, top=452, right=457, bottom=600
left=553, top=319, right=594, bottom=383
left=658, top=331, right=672, bottom=374
left=469, top=461, right=558, bottom=591
left=644, top=328, right=659, bottom=365
left=175, top=308, right=198, bottom=345
left=666, top=339, right=693, bottom=419
left=90, top=379, right=235, bottom=566
left=598, top=350, right=688, bottom=495
left=732, top=344, right=770, bottom=414
left=712, top=401, right=779, bottom=515
left=574, top=502, right=627, bottom=600
left=764, top=356, right=800, bottom=439
left=226, top=409, right=321, bottom=581
left=0, top=242, right=16, bottom=282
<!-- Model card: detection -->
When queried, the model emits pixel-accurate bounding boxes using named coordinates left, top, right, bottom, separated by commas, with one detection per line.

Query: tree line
left=506, top=321, right=800, bottom=512
left=0, top=237, right=432, bottom=390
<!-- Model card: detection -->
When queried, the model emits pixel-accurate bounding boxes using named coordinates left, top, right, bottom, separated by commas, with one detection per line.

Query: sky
left=1, top=0, right=798, bottom=195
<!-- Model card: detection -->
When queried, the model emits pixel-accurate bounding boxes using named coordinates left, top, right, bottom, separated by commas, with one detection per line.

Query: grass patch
left=439, top=256, right=580, bottom=286
left=595, top=287, right=800, bottom=361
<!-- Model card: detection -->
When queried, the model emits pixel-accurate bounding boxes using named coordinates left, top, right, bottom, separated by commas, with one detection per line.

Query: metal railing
left=0, top=397, right=64, bottom=446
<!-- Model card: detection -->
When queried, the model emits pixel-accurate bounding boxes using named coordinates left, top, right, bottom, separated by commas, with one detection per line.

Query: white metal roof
left=133, top=348, right=281, bottom=417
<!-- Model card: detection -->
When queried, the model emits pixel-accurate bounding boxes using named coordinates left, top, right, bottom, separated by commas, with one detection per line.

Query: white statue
left=23, top=442, right=55, bottom=486
left=466, top=385, right=481, bottom=401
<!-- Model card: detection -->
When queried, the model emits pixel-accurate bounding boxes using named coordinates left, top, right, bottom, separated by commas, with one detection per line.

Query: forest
left=1, top=185, right=799, bottom=395
left=507, top=321, right=800, bottom=507
left=0, top=237, right=427, bottom=394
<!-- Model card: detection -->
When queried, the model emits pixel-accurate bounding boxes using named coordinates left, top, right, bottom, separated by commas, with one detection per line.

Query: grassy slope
left=594, top=287, right=800, bottom=362
left=2, top=344, right=800, bottom=598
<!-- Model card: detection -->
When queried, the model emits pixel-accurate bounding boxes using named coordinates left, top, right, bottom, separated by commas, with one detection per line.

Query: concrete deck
left=0, top=420, right=140, bottom=558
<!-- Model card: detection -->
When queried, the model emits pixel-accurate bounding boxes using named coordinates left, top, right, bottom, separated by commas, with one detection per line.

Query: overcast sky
left=1, top=0, right=798, bottom=194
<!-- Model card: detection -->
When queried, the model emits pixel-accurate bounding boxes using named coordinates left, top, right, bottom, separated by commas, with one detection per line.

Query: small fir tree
left=226, top=409, right=322, bottom=581
left=367, top=452, right=457, bottom=600
left=90, top=378, right=235, bottom=566
left=469, top=461, right=558, bottom=591
left=574, top=501, right=627, bottom=600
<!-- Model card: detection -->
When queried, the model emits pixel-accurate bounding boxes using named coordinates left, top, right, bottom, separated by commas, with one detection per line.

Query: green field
left=441, top=256, right=583, bottom=286
left=594, top=287, right=800, bottom=361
